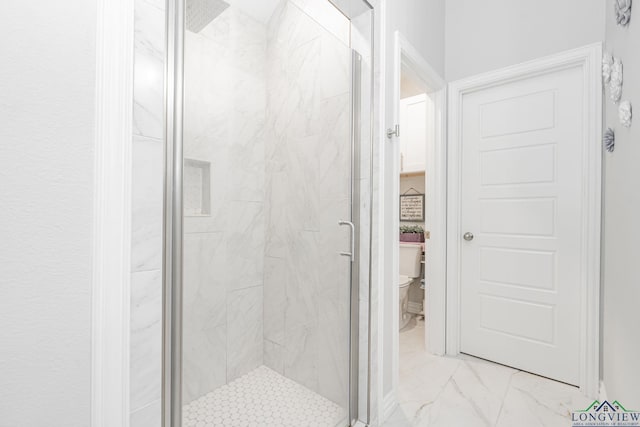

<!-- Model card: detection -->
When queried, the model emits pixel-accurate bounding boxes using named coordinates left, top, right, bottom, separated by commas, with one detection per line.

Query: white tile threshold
left=183, top=365, right=347, bottom=427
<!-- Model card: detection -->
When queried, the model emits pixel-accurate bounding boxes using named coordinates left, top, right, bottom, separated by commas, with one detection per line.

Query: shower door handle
left=338, top=220, right=355, bottom=262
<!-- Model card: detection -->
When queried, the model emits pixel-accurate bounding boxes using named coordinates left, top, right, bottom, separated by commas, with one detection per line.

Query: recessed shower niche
left=184, top=158, right=211, bottom=216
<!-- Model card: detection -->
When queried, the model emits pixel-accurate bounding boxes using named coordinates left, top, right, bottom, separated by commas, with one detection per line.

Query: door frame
left=386, top=30, right=447, bottom=413
left=446, top=43, right=603, bottom=398
left=164, top=1, right=376, bottom=426
left=91, top=0, right=134, bottom=425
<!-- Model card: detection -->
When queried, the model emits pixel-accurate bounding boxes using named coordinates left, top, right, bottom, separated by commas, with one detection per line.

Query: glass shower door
left=177, top=1, right=356, bottom=426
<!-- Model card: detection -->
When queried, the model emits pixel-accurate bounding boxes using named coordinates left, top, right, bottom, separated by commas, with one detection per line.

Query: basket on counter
left=399, top=225, right=425, bottom=243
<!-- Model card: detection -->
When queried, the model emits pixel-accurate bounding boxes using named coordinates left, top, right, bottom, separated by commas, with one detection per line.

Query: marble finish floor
left=182, top=366, right=347, bottom=427
left=383, top=317, right=593, bottom=427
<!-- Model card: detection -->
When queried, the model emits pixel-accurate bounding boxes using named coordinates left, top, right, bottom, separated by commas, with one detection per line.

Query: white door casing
left=384, top=31, right=447, bottom=423
left=91, top=0, right=134, bottom=424
left=447, top=44, right=602, bottom=396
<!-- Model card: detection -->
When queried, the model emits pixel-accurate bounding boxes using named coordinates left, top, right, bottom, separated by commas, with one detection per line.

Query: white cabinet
left=399, top=93, right=432, bottom=173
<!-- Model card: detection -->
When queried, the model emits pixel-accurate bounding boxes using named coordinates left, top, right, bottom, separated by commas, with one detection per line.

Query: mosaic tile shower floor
left=183, top=366, right=347, bottom=427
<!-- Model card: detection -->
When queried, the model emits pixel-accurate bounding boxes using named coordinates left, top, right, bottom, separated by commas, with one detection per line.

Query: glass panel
left=179, top=1, right=367, bottom=425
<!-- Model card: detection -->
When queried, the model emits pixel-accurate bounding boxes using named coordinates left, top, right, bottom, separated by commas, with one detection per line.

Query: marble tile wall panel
left=289, top=0, right=350, bottom=45
left=182, top=322, right=227, bottom=405
left=183, top=232, right=227, bottom=329
left=227, top=286, right=264, bottom=381
left=263, top=256, right=286, bottom=345
left=264, top=0, right=353, bottom=407
left=182, top=5, right=267, bottom=403
left=130, top=270, right=163, bottom=413
left=317, top=282, right=350, bottom=405
left=224, top=201, right=265, bottom=290
left=130, top=0, right=166, bottom=423
left=133, top=0, right=165, bottom=140
left=263, top=339, right=285, bottom=374
left=131, top=135, right=164, bottom=273
left=264, top=172, right=290, bottom=259
left=130, top=399, right=161, bottom=427
left=284, top=322, right=320, bottom=392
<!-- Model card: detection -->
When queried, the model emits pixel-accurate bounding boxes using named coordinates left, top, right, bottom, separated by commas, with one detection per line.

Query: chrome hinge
left=386, top=124, right=400, bottom=139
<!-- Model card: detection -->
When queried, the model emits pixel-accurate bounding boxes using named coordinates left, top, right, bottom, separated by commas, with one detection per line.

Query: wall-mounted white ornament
left=615, top=0, right=632, bottom=26
left=619, top=101, right=632, bottom=127
left=610, top=57, right=623, bottom=103
left=603, top=53, right=613, bottom=83
left=604, top=128, right=615, bottom=152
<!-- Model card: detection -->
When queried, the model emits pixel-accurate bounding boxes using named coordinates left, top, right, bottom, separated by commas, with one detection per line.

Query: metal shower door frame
left=162, top=1, right=374, bottom=426
left=163, top=0, right=184, bottom=425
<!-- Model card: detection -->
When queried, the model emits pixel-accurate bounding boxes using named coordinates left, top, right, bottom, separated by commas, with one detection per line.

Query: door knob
left=463, top=232, right=474, bottom=241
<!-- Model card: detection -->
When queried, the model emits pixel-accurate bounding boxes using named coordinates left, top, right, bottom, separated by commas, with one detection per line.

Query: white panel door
left=399, top=94, right=430, bottom=173
left=459, top=65, right=584, bottom=385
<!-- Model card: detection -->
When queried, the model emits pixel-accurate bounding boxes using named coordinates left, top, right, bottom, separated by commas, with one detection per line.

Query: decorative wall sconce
left=619, top=101, right=632, bottom=127
left=604, top=128, right=615, bottom=152
left=615, top=0, right=632, bottom=26
left=609, top=57, right=623, bottom=103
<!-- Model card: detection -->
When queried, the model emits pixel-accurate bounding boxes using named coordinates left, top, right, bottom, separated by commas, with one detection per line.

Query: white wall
left=602, top=7, right=640, bottom=407
left=445, top=0, right=606, bottom=81
left=0, top=1, right=97, bottom=426
left=382, top=0, right=445, bottom=398
left=387, top=0, right=445, bottom=78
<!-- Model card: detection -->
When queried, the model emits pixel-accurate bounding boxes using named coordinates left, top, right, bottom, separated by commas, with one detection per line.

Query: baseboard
left=599, top=381, right=607, bottom=401
left=408, top=301, right=423, bottom=314
left=382, top=390, right=398, bottom=423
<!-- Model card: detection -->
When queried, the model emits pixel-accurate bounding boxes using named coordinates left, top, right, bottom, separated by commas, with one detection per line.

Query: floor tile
left=183, top=365, right=347, bottom=427
left=384, top=316, right=590, bottom=427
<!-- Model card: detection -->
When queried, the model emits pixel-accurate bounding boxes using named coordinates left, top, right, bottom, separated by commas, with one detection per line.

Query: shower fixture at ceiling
left=185, top=0, right=230, bottom=33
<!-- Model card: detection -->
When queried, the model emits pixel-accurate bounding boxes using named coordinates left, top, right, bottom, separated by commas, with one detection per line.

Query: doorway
left=382, top=31, right=447, bottom=420
left=381, top=43, right=602, bottom=425
left=446, top=44, right=602, bottom=397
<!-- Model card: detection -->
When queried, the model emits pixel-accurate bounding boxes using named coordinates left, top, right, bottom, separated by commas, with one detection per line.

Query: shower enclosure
left=164, top=0, right=373, bottom=426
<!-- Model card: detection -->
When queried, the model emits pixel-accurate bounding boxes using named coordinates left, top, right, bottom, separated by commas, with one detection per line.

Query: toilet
left=398, top=274, right=412, bottom=329
left=399, top=243, right=422, bottom=330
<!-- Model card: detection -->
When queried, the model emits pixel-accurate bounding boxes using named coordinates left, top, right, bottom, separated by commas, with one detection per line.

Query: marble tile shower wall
left=263, top=1, right=352, bottom=406
left=129, top=0, right=362, bottom=425
left=182, top=7, right=267, bottom=405
left=130, top=0, right=165, bottom=425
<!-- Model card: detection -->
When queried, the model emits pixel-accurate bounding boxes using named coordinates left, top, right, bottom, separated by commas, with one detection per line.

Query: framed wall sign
left=400, top=193, right=425, bottom=222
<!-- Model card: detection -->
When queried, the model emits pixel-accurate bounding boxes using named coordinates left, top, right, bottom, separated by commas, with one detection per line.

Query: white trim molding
left=599, top=381, right=608, bottom=401
left=91, top=0, right=134, bottom=425
left=374, top=1, right=387, bottom=425
left=446, top=43, right=603, bottom=398
left=387, top=30, right=447, bottom=408
left=382, top=390, right=398, bottom=423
